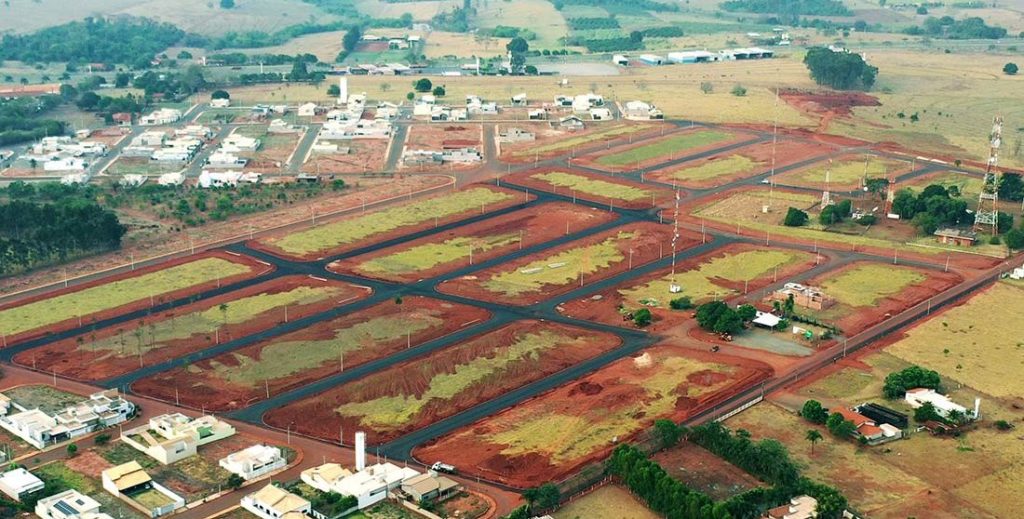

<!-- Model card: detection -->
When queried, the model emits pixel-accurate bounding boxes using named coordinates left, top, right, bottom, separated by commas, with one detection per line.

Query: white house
left=905, top=388, right=974, bottom=419
left=0, top=390, right=134, bottom=449
left=222, top=135, right=261, bottom=152
left=399, top=473, right=460, bottom=503
left=297, top=103, right=319, bottom=118
left=300, top=463, right=353, bottom=493
left=132, top=131, right=167, bottom=148
left=590, top=108, right=613, bottom=121
left=0, top=468, right=44, bottom=501
left=622, top=100, right=664, bottom=121
left=174, top=125, right=214, bottom=139
left=36, top=489, right=114, bottom=519
left=139, top=108, right=182, bottom=126
left=122, top=413, right=236, bottom=465
left=43, top=158, right=88, bottom=172
left=572, top=93, right=603, bottom=113
left=613, top=54, right=630, bottom=66
left=101, top=461, right=185, bottom=517
left=220, top=444, right=286, bottom=481
left=210, top=98, right=231, bottom=108
left=157, top=172, right=185, bottom=186
left=333, top=463, right=420, bottom=510
left=511, top=93, right=528, bottom=106
left=241, top=484, right=311, bottom=519
left=150, top=149, right=191, bottom=163
left=765, top=495, right=818, bottom=519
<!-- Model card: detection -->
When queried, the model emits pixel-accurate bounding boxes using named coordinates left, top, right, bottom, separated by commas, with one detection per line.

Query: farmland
left=252, top=186, right=522, bottom=259
left=414, top=345, right=768, bottom=487
left=12, top=277, right=366, bottom=381
left=507, top=169, right=675, bottom=209
left=775, top=156, right=910, bottom=190
left=580, top=129, right=739, bottom=171
left=131, top=297, right=489, bottom=411
left=438, top=222, right=681, bottom=305
left=264, top=321, right=621, bottom=444
left=330, top=203, right=616, bottom=282
left=0, top=252, right=263, bottom=343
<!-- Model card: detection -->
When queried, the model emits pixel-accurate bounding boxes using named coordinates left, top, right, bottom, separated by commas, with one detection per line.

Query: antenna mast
left=974, top=115, right=1003, bottom=235
left=669, top=191, right=681, bottom=294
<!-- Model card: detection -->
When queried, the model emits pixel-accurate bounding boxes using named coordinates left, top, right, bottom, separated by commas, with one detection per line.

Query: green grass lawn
left=358, top=233, right=520, bottom=275
left=818, top=263, right=926, bottom=307
left=620, top=249, right=801, bottom=307
left=0, top=257, right=254, bottom=337
left=595, top=130, right=733, bottom=167
left=76, top=284, right=346, bottom=360
left=268, top=188, right=514, bottom=256
left=790, top=157, right=907, bottom=186
left=483, top=232, right=632, bottom=296
left=531, top=171, right=650, bottom=201
left=667, top=154, right=765, bottom=183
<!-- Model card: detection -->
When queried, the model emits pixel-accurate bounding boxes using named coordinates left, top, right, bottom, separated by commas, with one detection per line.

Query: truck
left=431, top=462, right=457, bottom=474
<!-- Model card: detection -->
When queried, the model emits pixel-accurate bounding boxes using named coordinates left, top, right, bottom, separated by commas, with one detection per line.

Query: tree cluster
left=431, top=0, right=474, bottom=32
left=567, top=17, right=621, bottom=29
left=819, top=199, right=853, bottom=226
left=0, top=95, right=65, bottom=147
left=507, top=37, right=530, bottom=74
left=552, top=0, right=679, bottom=12
left=800, top=400, right=829, bottom=424
left=721, top=0, right=851, bottom=16
left=825, top=412, right=857, bottom=438
left=695, top=301, right=755, bottom=335
left=565, top=36, right=644, bottom=52
left=205, top=21, right=348, bottom=51
left=783, top=207, right=809, bottom=227
left=904, top=16, right=1007, bottom=39
left=607, top=444, right=727, bottom=519
left=0, top=17, right=185, bottom=67
left=882, top=365, right=941, bottom=399
left=890, top=184, right=971, bottom=235
left=803, top=47, right=878, bottom=90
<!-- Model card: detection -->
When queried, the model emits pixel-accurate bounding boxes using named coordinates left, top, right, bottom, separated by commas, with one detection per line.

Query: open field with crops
left=0, top=252, right=264, bottom=343
left=252, top=186, right=522, bottom=260
left=131, top=297, right=488, bottom=411
left=12, top=277, right=367, bottom=381
left=330, top=202, right=616, bottom=282
left=265, top=321, right=621, bottom=444
left=578, top=129, right=741, bottom=172
left=414, top=344, right=769, bottom=487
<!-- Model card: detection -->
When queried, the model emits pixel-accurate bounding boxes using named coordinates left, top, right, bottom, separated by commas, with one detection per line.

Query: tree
left=654, top=419, right=683, bottom=449
left=826, top=412, right=856, bottom=438
left=914, top=402, right=943, bottom=423
left=227, top=474, right=244, bottom=489
left=998, top=172, right=1024, bottom=201
left=66, top=443, right=78, bottom=457
left=865, top=177, right=889, bottom=197
left=629, top=30, right=644, bottom=43
left=94, top=433, right=111, bottom=445
left=413, top=78, right=432, bottom=92
left=1005, top=228, right=1024, bottom=250
left=523, top=483, right=560, bottom=511
left=211, top=89, right=230, bottom=100
left=806, top=429, right=823, bottom=454
left=803, top=46, right=879, bottom=90
left=633, top=308, right=652, bottom=327
left=177, top=50, right=193, bottom=60
left=76, top=91, right=101, bottom=110
left=406, top=92, right=415, bottom=101
left=736, top=304, right=757, bottom=322
left=432, top=85, right=446, bottom=96
left=524, top=65, right=538, bottom=75
left=327, top=84, right=340, bottom=96
left=713, top=309, right=744, bottom=334
left=783, top=207, right=809, bottom=227
left=801, top=400, right=829, bottom=424
left=669, top=296, right=692, bottom=310
left=731, top=84, right=747, bottom=96
left=1004, top=62, right=1019, bottom=75
left=819, top=204, right=844, bottom=225
left=220, top=0, right=235, bottom=8
left=506, top=37, right=529, bottom=74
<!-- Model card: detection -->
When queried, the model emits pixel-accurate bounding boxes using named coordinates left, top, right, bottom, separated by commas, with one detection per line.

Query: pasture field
left=414, top=345, right=767, bottom=487
left=553, top=485, right=659, bottom=519
left=254, top=186, right=520, bottom=259
left=585, top=130, right=737, bottom=170
left=473, top=0, right=569, bottom=49
left=13, top=277, right=365, bottom=381
left=331, top=202, right=615, bottom=282
left=775, top=156, right=910, bottom=189
left=439, top=222, right=680, bottom=305
left=422, top=31, right=511, bottom=58
left=0, top=253, right=261, bottom=341
left=264, top=321, right=621, bottom=444
left=131, top=297, right=489, bottom=411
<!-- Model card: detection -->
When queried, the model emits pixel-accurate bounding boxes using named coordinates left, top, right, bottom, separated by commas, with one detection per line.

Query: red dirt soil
left=779, top=89, right=881, bottom=132
left=650, top=442, right=765, bottom=501
left=130, top=296, right=490, bottom=411
left=646, top=138, right=836, bottom=189
left=328, top=202, right=618, bottom=283
left=248, top=185, right=533, bottom=261
left=0, top=251, right=270, bottom=347
left=437, top=221, right=689, bottom=306
left=504, top=167, right=679, bottom=210
left=11, top=276, right=370, bottom=382
left=413, top=344, right=771, bottom=488
left=500, top=121, right=667, bottom=164
left=805, top=260, right=964, bottom=336
left=558, top=242, right=820, bottom=332
left=573, top=128, right=755, bottom=173
left=264, top=320, right=623, bottom=445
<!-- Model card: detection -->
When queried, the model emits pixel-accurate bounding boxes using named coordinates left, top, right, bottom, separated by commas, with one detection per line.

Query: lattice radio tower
left=974, top=115, right=1003, bottom=235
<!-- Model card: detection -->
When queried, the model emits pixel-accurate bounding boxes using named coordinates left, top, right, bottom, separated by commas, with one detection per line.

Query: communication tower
left=974, top=115, right=1003, bottom=235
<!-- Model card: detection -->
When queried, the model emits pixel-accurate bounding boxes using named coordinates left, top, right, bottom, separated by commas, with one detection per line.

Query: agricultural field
left=438, top=222, right=682, bottom=305
left=414, top=344, right=768, bottom=487
left=473, top=0, right=569, bottom=49
left=804, top=261, right=962, bottom=335
left=12, top=276, right=367, bottom=381
left=503, top=122, right=662, bottom=162
left=131, top=296, right=489, bottom=411
left=252, top=186, right=523, bottom=260
left=421, top=31, right=510, bottom=59
left=507, top=169, right=675, bottom=209
left=554, top=485, right=659, bottom=519
left=264, top=321, right=621, bottom=444
left=774, top=155, right=911, bottom=190
left=561, top=244, right=816, bottom=329
left=577, top=129, right=742, bottom=172
left=330, top=202, right=616, bottom=282
left=650, top=442, right=764, bottom=501
left=0, top=252, right=264, bottom=344
left=646, top=139, right=835, bottom=188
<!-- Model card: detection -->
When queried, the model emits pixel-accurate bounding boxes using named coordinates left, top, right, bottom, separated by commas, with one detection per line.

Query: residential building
left=150, top=149, right=191, bottom=163
left=210, top=98, right=231, bottom=108
left=770, top=283, right=835, bottom=311
left=0, top=390, right=134, bottom=449
left=139, top=108, right=182, bottom=126
left=613, top=54, right=630, bottom=66
left=0, top=468, right=44, bottom=501
left=442, top=147, right=482, bottom=163
left=241, top=484, right=311, bottom=519
left=268, top=119, right=302, bottom=134
left=132, top=131, right=167, bottom=148
left=764, top=495, right=817, bottom=519
left=222, top=135, right=261, bottom=152
left=333, top=463, right=420, bottom=510
left=590, top=108, right=613, bottom=121
left=832, top=407, right=902, bottom=445
left=558, top=115, right=585, bottom=131
left=905, top=388, right=975, bottom=419
left=399, top=473, right=460, bottom=503
left=934, top=228, right=977, bottom=247
left=112, top=113, right=133, bottom=126
left=528, top=108, right=547, bottom=120
left=375, top=102, right=400, bottom=120
left=301, top=464, right=353, bottom=493
left=623, top=100, right=664, bottom=121
left=120, top=175, right=148, bottom=188
left=220, top=444, right=286, bottom=480
left=36, top=489, right=114, bottom=519
left=175, top=125, right=214, bottom=139
left=511, top=93, right=528, bottom=106
left=855, top=403, right=909, bottom=429
left=43, top=158, right=88, bottom=172
left=34, top=136, right=74, bottom=153
left=122, top=413, right=235, bottom=465
left=572, top=93, right=603, bottom=113
left=101, top=462, right=185, bottom=517
left=297, top=103, right=320, bottom=117
left=498, top=127, right=535, bottom=143
left=157, top=172, right=186, bottom=186
left=198, top=171, right=261, bottom=188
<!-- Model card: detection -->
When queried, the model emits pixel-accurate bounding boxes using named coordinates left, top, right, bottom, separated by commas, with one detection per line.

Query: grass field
left=474, top=0, right=569, bottom=49
left=423, top=31, right=511, bottom=59
left=620, top=249, right=802, bottom=307
left=784, top=157, right=909, bottom=187
left=531, top=171, right=650, bottom=201
left=887, top=281, right=1024, bottom=399
left=483, top=231, right=632, bottom=296
left=0, top=257, right=254, bottom=337
left=512, top=124, right=653, bottom=157
left=664, top=154, right=766, bottom=183
left=358, top=233, right=519, bottom=276
left=595, top=130, right=734, bottom=167
left=905, top=172, right=985, bottom=200
left=265, top=187, right=514, bottom=256
left=554, top=485, right=658, bottom=519
left=5, top=385, right=83, bottom=414
left=818, top=263, right=926, bottom=307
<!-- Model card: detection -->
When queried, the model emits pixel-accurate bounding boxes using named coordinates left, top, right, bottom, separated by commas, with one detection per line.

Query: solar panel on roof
left=53, top=500, right=79, bottom=516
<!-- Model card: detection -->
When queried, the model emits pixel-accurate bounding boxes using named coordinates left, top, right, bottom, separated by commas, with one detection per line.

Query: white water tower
left=355, top=431, right=366, bottom=471
left=338, top=77, right=348, bottom=105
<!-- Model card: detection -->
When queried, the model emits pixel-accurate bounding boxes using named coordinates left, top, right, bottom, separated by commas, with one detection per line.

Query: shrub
left=731, top=84, right=747, bottom=96
left=633, top=308, right=653, bottom=327
left=1005, top=62, right=1019, bottom=75
left=669, top=296, right=693, bottom=310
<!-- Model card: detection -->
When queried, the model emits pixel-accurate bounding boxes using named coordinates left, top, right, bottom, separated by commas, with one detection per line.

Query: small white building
left=297, top=102, right=319, bottom=118
left=150, top=149, right=191, bottom=163
left=572, top=93, right=603, bottom=113
left=905, top=388, right=974, bottom=419
left=210, top=98, right=231, bottom=108
left=333, top=463, right=420, bottom=510
left=222, top=135, right=261, bottom=152
left=622, top=100, right=664, bottom=121
left=590, top=108, right=613, bottom=121
left=220, top=444, right=286, bottom=481
left=139, top=108, right=182, bottom=126
left=119, top=175, right=148, bottom=188
left=559, top=115, right=585, bottom=132
left=765, top=495, right=817, bottom=519
left=133, top=131, right=167, bottom=148
left=399, top=473, right=460, bottom=503
left=498, top=127, right=535, bottom=143
left=300, top=463, right=353, bottom=493
left=0, top=468, right=44, bottom=501
left=241, top=484, right=310, bottom=519
left=36, top=489, right=113, bottom=519
left=122, top=413, right=236, bottom=465
left=101, top=461, right=185, bottom=517
left=43, top=158, right=88, bottom=172
left=175, top=125, right=214, bottom=140
left=511, top=93, right=528, bottom=106
left=0, top=390, right=134, bottom=449
left=613, top=54, right=630, bottom=66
